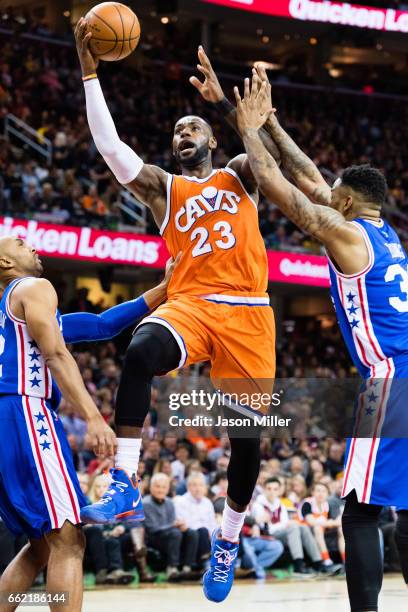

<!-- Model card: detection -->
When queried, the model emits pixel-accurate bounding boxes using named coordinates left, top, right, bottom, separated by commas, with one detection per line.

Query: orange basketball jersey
left=161, top=168, right=268, bottom=299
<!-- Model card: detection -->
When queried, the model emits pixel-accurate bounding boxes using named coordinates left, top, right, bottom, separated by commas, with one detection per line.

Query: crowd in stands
left=1, top=21, right=408, bottom=249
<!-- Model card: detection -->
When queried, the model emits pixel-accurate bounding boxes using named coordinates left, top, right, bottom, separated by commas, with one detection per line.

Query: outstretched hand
left=234, top=75, right=274, bottom=136
left=189, top=46, right=224, bottom=103
left=74, top=16, right=99, bottom=76
left=253, top=62, right=276, bottom=118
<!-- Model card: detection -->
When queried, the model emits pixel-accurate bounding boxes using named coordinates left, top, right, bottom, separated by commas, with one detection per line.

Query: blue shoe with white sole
left=203, top=529, right=239, bottom=603
left=80, top=468, right=144, bottom=524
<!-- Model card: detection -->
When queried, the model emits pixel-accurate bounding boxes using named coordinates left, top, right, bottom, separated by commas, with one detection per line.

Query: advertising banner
left=202, top=0, right=408, bottom=33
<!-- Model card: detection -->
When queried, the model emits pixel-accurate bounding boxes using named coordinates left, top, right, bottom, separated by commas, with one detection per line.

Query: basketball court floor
left=34, top=576, right=407, bottom=611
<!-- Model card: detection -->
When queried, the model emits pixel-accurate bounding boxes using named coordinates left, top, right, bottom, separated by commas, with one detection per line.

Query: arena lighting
left=202, top=0, right=408, bottom=34
left=161, top=16, right=170, bottom=24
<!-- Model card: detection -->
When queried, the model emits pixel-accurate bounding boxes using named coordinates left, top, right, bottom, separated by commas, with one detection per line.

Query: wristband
left=214, top=96, right=235, bottom=116
left=82, top=73, right=98, bottom=82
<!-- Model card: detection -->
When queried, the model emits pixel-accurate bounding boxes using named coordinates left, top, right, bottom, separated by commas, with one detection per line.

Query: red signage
left=202, top=0, right=408, bottom=33
left=0, top=216, right=168, bottom=268
left=0, top=216, right=330, bottom=287
left=268, top=250, right=330, bottom=287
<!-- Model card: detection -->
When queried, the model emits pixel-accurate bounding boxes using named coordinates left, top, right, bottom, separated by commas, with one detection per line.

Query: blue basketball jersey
left=0, top=277, right=62, bottom=399
left=329, top=218, right=408, bottom=378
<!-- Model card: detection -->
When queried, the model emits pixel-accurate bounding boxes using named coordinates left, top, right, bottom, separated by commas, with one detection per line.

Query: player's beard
left=175, top=142, right=210, bottom=169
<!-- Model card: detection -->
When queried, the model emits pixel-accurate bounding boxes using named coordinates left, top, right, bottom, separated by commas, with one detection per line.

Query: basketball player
left=75, top=19, right=278, bottom=602
left=235, top=75, right=408, bottom=612
left=0, top=236, right=116, bottom=612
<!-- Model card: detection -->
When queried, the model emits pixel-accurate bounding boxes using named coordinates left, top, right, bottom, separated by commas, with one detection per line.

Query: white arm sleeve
left=83, top=78, right=144, bottom=185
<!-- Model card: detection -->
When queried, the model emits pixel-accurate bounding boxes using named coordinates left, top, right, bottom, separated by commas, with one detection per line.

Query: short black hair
left=341, top=164, right=387, bottom=209
left=265, top=477, right=281, bottom=486
left=174, top=115, right=213, bottom=136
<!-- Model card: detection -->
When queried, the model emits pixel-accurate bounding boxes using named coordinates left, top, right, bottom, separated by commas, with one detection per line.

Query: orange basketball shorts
left=137, top=293, right=276, bottom=417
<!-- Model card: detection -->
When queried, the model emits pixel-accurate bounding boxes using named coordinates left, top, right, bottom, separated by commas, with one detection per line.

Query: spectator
left=299, top=482, right=345, bottom=570
left=143, top=473, right=198, bottom=580
left=171, top=443, right=191, bottom=483
left=174, top=472, right=217, bottom=568
left=85, top=475, right=134, bottom=585
left=251, top=477, right=324, bottom=575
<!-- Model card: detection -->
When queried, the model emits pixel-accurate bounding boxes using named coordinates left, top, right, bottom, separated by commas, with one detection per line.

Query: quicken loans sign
left=203, top=0, right=408, bottom=33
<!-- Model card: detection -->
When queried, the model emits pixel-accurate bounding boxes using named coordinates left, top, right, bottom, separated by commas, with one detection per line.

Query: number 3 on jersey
left=385, top=263, right=408, bottom=312
left=191, top=221, right=236, bottom=258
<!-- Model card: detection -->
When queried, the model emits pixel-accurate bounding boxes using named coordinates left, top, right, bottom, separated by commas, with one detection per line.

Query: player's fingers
left=189, top=76, right=204, bottom=91
left=79, top=18, right=87, bottom=37
left=196, top=64, right=209, bottom=77
left=174, top=251, right=182, bottom=264
left=198, top=45, right=212, bottom=69
left=75, top=18, right=85, bottom=39
left=254, top=61, right=269, bottom=82
left=91, top=434, right=99, bottom=456
left=106, top=432, right=116, bottom=458
left=233, top=86, right=242, bottom=106
left=244, top=77, right=250, bottom=100
left=251, top=73, right=261, bottom=98
left=257, top=80, right=270, bottom=103
left=97, top=436, right=106, bottom=458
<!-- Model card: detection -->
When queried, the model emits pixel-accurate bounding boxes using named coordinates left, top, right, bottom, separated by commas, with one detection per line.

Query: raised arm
left=75, top=18, right=167, bottom=228
left=234, top=78, right=368, bottom=275
left=253, top=63, right=331, bottom=206
left=11, top=278, right=116, bottom=457
left=189, top=46, right=281, bottom=183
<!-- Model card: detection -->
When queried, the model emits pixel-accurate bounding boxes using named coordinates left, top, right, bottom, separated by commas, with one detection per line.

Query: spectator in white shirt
left=171, top=443, right=191, bottom=483
left=174, top=472, right=217, bottom=567
left=251, top=478, right=323, bottom=576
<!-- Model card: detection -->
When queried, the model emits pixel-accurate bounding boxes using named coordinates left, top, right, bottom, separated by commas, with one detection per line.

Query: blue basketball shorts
left=0, top=394, right=87, bottom=539
left=342, top=355, right=408, bottom=509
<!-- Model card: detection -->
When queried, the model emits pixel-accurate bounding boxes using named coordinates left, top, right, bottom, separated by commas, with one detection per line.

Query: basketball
left=85, top=2, right=140, bottom=62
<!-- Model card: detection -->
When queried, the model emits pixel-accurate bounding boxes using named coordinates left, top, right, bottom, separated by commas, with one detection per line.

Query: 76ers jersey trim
left=329, top=218, right=408, bottom=377
left=0, top=278, right=60, bottom=399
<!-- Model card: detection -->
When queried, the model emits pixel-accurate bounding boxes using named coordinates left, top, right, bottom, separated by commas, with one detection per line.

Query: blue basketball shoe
left=203, top=529, right=239, bottom=602
left=80, top=468, right=144, bottom=524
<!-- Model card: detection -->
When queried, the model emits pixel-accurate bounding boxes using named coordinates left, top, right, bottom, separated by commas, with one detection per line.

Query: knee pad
left=124, top=331, right=159, bottom=379
left=342, top=491, right=382, bottom=535
left=125, top=323, right=181, bottom=378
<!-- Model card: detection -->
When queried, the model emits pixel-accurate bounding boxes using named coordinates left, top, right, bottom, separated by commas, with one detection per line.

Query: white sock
left=115, top=438, right=142, bottom=477
left=221, top=501, right=246, bottom=542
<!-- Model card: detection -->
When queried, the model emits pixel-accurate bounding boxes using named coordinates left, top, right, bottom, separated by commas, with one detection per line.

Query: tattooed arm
left=234, top=79, right=368, bottom=274
left=189, top=46, right=281, bottom=165
left=253, top=64, right=331, bottom=205
left=264, top=114, right=331, bottom=205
